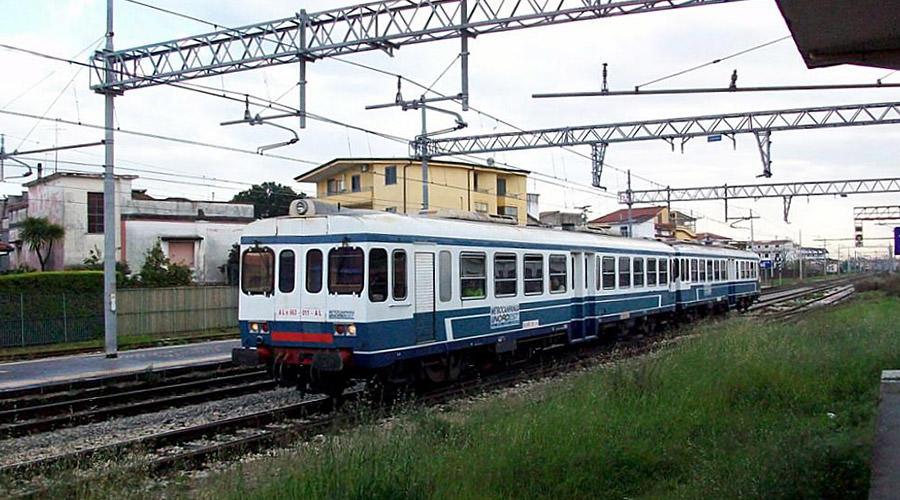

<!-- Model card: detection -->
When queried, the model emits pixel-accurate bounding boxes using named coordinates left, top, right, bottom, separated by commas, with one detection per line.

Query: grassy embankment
left=196, top=285, right=899, bottom=500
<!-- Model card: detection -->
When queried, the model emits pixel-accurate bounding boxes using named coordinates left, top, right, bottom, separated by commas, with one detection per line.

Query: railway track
left=0, top=364, right=269, bottom=438
left=749, top=276, right=861, bottom=319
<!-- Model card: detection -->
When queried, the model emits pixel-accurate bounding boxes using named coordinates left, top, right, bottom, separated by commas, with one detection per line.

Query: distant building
left=2, top=173, right=254, bottom=283
left=695, top=232, right=734, bottom=245
left=750, top=240, right=800, bottom=262
left=295, top=158, right=530, bottom=225
left=589, top=206, right=696, bottom=239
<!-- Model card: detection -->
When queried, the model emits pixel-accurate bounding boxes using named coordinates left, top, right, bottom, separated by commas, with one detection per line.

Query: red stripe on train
left=271, top=332, right=334, bottom=344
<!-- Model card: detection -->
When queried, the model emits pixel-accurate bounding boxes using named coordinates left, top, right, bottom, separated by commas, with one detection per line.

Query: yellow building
left=294, top=158, right=529, bottom=225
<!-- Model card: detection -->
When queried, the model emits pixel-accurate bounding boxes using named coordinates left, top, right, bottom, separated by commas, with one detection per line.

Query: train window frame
left=699, top=259, right=707, bottom=282
left=241, top=247, right=275, bottom=296
left=659, top=258, right=669, bottom=285
left=618, top=256, right=631, bottom=289
left=690, top=258, right=699, bottom=282
left=524, top=254, right=544, bottom=296
left=549, top=254, right=568, bottom=294
left=601, top=256, right=616, bottom=290
left=633, top=257, right=645, bottom=288
left=494, top=253, right=518, bottom=298
left=460, top=252, right=487, bottom=300
left=706, top=259, right=713, bottom=282
left=647, top=258, right=657, bottom=286
left=305, top=249, right=323, bottom=294
left=673, top=258, right=680, bottom=281
left=439, top=250, right=452, bottom=302
left=368, top=248, right=388, bottom=303
left=393, top=250, right=408, bottom=300
left=277, top=249, right=296, bottom=294
left=327, top=247, right=365, bottom=295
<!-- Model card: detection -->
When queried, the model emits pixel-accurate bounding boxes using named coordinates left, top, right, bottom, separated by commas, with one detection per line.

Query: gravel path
left=0, top=387, right=311, bottom=468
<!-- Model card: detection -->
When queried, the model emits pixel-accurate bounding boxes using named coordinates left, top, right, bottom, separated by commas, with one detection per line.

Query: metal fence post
left=19, top=293, right=25, bottom=347
left=62, top=293, right=69, bottom=343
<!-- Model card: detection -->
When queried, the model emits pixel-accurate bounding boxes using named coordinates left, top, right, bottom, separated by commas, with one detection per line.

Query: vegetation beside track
left=194, top=291, right=898, bottom=500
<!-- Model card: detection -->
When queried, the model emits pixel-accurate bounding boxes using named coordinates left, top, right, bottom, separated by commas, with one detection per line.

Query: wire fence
left=0, top=286, right=238, bottom=348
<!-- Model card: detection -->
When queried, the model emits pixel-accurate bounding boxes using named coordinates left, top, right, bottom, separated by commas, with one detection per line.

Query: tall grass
left=198, top=294, right=899, bottom=500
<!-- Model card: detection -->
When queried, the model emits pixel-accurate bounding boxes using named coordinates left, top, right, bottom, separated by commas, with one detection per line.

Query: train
left=232, top=199, right=760, bottom=397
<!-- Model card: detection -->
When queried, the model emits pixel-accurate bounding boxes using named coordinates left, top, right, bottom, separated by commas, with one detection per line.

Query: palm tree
left=20, top=217, right=65, bottom=271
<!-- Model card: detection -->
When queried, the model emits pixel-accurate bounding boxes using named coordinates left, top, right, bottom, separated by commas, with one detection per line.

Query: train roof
left=669, top=241, right=759, bottom=259
left=243, top=210, right=673, bottom=253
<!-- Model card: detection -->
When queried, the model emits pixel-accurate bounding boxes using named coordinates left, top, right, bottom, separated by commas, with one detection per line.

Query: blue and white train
left=233, top=200, right=759, bottom=395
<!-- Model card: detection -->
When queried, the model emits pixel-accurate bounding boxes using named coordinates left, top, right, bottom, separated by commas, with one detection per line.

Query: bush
left=127, top=241, right=192, bottom=288
left=856, top=273, right=900, bottom=297
left=0, top=270, right=103, bottom=295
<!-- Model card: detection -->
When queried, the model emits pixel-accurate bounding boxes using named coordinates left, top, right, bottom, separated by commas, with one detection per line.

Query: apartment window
left=384, top=165, right=397, bottom=185
left=659, top=258, right=669, bottom=285
left=327, top=177, right=345, bottom=195
left=601, top=256, right=616, bottom=290
left=549, top=254, right=567, bottom=293
left=385, top=207, right=397, bottom=213
left=473, top=172, right=480, bottom=191
left=647, top=258, right=657, bottom=286
left=461, top=253, right=486, bottom=299
left=618, top=256, right=631, bottom=288
left=498, top=206, right=518, bottom=218
left=523, top=254, right=544, bottom=295
left=278, top=250, right=295, bottom=293
left=328, top=247, right=364, bottom=295
left=439, top=250, right=452, bottom=302
left=496, top=177, right=507, bottom=196
left=393, top=250, right=407, bottom=300
left=494, top=253, right=517, bottom=297
left=306, top=249, right=323, bottom=293
left=633, top=258, right=645, bottom=287
left=474, top=202, right=488, bottom=213
left=87, top=192, right=103, bottom=233
left=619, top=226, right=630, bottom=237
left=351, top=175, right=361, bottom=193
left=368, top=248, right=388, bottom=302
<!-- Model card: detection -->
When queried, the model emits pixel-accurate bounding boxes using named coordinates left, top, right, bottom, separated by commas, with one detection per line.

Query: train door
left=414, top=250, right=436, bottom=343
left=571, top=252, right=587, bottom=341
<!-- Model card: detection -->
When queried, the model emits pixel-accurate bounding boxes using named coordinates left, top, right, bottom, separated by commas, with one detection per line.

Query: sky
left=1, top=0, right=898, bottom=258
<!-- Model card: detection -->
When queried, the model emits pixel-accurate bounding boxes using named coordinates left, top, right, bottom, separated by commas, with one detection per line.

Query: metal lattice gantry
left=422, top=101, right=900, bottom=183
left=91, top=0, right=743, bottom=95
left=853, top=206, right=900, bottom=221
left=618, top=177, right=900, bottom=222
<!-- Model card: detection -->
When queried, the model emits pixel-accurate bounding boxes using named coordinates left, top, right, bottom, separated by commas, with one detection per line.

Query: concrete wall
left=124, top=220, right=245, bottom=284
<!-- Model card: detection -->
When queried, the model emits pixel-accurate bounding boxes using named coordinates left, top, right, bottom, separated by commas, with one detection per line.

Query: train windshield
left=241, top=247, right=275, bottom=295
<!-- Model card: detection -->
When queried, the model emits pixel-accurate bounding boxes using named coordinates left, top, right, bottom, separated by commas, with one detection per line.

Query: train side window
left=305, top=249, right=323, bottom=294
left=368, top=248, right=388, bottom=302
left=673, top=258, right=680, bottom=280
left=706, top=259, right=713, bottom=282
left=524, top=254, right=544, bottom=296
left=683, top=259, right=689, bottom=282
left=460, top=253, right=486, bottom=300
left=700, top=259, right=707, bottom=282
left=633, top=257, right=645, bottom=287
left=278, top=250, right=295, bottom=293
left=659, top=258, right=669, bottom=285
left=601, top=256, right=616, bottom=290
left=393, top=250, right=408, bottom=300
left=647, top=258, right=657, bottom=286
left=494, top=254, right=517, bottom=297
left=690, top=258, right=699, bottom=282
left=549, top=254, right=567, bottom=293
left=328, top=247, right=364, bottom=295
left=595, top=256, right=602, bottom=291
left=439, top=250, right=452, bottom=302
left=618, top=256, right=631, bottom=288
left=242, top=247, right=275, bottom=296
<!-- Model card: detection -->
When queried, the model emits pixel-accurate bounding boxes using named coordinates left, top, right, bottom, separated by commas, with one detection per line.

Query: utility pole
left=798, top=229, right=804, bottom=281
left=626, top=170, right=633, bottom=238
left=102, top=0, right=117, bottom=358
left=420, top=97, right=429, bottom=210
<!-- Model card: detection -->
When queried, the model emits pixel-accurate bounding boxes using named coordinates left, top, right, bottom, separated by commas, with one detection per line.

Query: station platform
left=0, top=339, right=240, bottom=392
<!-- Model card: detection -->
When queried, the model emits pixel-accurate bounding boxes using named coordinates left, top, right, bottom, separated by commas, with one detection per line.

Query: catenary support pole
left=298, top=9, right=308, bottom=129
left=420, top=97, right=429, bottom=210
left=103, top=0, right=118, bottom=358
left=460, top=0, right=470, bottom=111
left=626, top=170, right=633, bottom=238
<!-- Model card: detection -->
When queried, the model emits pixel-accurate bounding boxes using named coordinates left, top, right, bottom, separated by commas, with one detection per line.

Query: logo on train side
left=328, top=310, right=355, bottom=321
left=490, top=304, right=520, bottom=329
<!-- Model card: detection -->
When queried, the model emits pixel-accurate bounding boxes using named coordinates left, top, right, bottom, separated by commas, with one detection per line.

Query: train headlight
left=347, top=324, right=357, bottom=335
left=334, top=323, right=357, bottom=336
left=249, top=322, right=270, bottom=333
left=250, top=322, right=260, bottom=333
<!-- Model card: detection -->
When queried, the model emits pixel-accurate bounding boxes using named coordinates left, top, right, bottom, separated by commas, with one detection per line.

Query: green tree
left=231, top=182, right=304, bottom=219
left=20, top=217, right=64, bottom=271
left=135, top=241, right=192, bottom=287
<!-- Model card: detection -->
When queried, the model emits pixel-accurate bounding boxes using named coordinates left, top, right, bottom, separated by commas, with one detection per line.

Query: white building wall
left=125, top=220, right=246, bottom=283
left=608, top=220, right=655, bottom=239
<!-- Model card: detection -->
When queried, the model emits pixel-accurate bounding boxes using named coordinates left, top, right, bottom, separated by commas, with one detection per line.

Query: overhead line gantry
left=420, top=101, right=900, bottom=185
left=617, top=177, right=900, bottom=222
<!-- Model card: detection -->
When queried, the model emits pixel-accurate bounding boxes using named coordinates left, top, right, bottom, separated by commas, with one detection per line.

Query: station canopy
left=776, top=0, right=900, bottom=71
